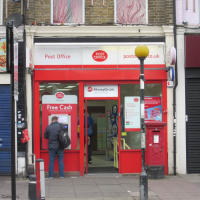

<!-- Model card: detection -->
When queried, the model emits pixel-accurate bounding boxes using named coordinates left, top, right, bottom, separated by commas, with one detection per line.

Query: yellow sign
left=121, top=132, right=127, bottom=136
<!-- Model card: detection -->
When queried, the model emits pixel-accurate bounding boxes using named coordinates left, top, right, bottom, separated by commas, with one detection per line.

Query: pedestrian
left=44, top=116, right=64, bottom=178
left=87, top=113, right=94, bottom=164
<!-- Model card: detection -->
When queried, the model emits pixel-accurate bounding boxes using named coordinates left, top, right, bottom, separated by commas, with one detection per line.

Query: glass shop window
left=120, top=83, right=162, bottom=150
left=39, top=82, right=80, bottom=150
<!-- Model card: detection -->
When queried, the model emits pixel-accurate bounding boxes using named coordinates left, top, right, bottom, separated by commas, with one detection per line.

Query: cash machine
left=42, top=93, right=78, bottom=150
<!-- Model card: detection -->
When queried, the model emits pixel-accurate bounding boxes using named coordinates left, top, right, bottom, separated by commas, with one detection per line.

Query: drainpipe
left=22, top=0, right=29, bottom=176
left=173, top=0, right=178, bottom=176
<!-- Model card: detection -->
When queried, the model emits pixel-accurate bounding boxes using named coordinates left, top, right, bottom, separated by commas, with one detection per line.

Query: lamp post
left=135, top=45, right=149, bottom=200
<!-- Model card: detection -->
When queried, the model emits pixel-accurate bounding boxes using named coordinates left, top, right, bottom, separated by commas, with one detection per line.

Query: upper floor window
left=115, top=0, right=147, bottom=24
left=186, top=0, right=196, bottom=12
left=0, top=0, right=3, bottom=25
left=51, top=0, right=85, bottom=24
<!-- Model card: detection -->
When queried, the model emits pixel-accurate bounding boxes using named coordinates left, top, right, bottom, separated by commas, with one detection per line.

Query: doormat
left=88, top=167, right=118, bottom=173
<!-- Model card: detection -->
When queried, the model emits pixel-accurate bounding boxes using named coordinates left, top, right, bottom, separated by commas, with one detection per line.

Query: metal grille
left=186, top=70, right=200, bottom=173
left=0, top=85, right=11, bottom=175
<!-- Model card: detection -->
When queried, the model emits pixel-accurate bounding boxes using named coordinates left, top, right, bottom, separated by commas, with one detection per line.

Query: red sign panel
left=56, top=92, right=64, bottom=99
left=92, top=50, right=108, bottom=62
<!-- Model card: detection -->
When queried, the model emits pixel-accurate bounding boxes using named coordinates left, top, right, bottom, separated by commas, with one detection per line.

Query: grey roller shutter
left=186, top=69, right=200, bottom=173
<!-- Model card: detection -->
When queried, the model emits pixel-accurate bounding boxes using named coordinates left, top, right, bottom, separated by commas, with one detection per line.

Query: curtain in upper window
left=116, top=0, right=147, bottom=24
left=53, top=0, right=83, bottom=24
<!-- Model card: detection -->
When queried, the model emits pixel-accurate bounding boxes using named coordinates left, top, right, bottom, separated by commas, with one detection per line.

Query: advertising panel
left=124, top=96, right=162, bottom=131
left=144, top=97, right=162, bottom=122
left=0, top=39, right=6, bottom=72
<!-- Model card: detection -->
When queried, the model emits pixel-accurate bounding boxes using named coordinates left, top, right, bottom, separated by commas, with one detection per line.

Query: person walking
left=87, top=113, right=94, bottom=164
left=44, top=116, right=64, bottom=178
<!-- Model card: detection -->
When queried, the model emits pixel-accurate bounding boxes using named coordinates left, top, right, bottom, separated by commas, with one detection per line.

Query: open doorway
left=85, top=100, right=119, bottom=173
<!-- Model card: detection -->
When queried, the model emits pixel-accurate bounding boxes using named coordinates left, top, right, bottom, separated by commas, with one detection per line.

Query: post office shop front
left=33, top=42, right=168, bottom=176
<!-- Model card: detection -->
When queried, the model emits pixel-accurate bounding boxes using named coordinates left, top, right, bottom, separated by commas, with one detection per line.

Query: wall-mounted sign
left=168, top=47, right=176, bottom=65
left=92, top=50, right=108, bottom=62
left=168, top=66, right=175, bottom=81
left=167, top=81, right=174, bottom=88
left=34, top=43, right=165, bottom=66
left=84, top=85, right=118, bottom=97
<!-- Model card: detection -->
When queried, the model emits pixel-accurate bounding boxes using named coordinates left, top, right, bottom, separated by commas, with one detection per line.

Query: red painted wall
left=185, top=35, right=200, bottom=68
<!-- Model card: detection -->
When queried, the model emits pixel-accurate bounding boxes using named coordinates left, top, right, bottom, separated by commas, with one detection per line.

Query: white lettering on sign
left=47, top=104, right=72, bottom=111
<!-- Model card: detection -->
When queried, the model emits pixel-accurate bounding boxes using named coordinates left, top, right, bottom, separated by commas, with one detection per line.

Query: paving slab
left=0, top=174, right=200, bottom=200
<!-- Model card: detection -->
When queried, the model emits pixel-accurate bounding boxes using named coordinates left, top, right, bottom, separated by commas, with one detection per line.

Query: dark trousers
left=49, top=149, right=64, bottom=177
left=88, top=136, right=92, bottom=162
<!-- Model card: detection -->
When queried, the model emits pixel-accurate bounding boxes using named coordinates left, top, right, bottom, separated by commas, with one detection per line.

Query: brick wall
left=148, top=0, right=174, bottom=25
left=5, top=0, right=173, bottom=26
left=85, top=0, right=114, bottom=25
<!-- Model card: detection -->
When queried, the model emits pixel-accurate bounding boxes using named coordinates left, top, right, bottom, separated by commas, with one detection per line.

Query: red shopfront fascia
left=33, top=42, right=168, bottom=176
left=33, top=64, right=168, bottom=176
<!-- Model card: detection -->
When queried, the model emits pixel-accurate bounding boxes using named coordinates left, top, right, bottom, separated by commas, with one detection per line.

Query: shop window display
left=120, top=83, right=162, bottom=150
left=39, top=83, right=80, bottom=150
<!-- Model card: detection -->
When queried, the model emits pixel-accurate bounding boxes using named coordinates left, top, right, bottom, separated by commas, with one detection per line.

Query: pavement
left=0, top=173, right=200, bottom=200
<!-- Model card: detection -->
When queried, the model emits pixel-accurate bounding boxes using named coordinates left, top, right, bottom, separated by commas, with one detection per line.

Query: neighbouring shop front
left=185, top=35, right=200, bottom=173
left=33, top=40, right=168, bottom=176
left=0, top=38, right=11, bottom=175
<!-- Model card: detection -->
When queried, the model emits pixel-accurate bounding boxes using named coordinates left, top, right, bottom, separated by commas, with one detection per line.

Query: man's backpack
left=58, top=130, right=71, bottom=149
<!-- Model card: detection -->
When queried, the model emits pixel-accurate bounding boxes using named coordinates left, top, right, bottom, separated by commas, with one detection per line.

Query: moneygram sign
left=84, top=85, right=118, bottom=97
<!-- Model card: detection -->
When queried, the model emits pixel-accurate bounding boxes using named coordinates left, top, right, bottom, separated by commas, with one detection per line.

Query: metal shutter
left=186, top=69, right=200, bottom=173
left=0, top=85, right=11, bottom=175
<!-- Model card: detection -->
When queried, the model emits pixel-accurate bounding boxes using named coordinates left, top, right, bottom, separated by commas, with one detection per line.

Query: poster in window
left=144, top=97, right=162, bottom=122
left=124, top=96, right=140, bottom=131
left=124, top=96, right=162, bottom=131
left=0, top=39, right=6, bottom=72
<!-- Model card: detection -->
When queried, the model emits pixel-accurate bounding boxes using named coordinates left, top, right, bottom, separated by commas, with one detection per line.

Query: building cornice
left=25, top=25, right=173, bottom=38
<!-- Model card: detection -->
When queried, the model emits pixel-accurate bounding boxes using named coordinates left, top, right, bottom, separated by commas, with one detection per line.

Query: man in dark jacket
left=44, top=116, right=64, bottom=178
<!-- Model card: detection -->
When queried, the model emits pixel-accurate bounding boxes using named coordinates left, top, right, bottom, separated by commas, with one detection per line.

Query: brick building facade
left=0, top=0, right=176, bottom=176
left=5, top=0, right=173, bottom=25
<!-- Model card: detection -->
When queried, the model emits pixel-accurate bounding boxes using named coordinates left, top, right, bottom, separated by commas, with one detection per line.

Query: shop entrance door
left=84, top=100, right=120, bottom=174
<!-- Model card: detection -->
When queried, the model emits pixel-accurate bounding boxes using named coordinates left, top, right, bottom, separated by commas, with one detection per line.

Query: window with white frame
left=115, top=0, right=147, bottom=24
left=0, top=0, right=3, bottom=25
left=51, top=0, right=85, bottom=24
